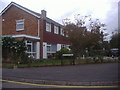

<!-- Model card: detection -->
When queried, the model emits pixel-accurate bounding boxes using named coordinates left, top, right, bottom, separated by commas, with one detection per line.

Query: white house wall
left=36, top=42, right=40, bottom=59
left=42, top=43, right=70, bottom=59
left=66, top=45, right=70, bottom=50
left=57, top=44, right=61, bottom=51
left=43, top=42, right=47, bottom=59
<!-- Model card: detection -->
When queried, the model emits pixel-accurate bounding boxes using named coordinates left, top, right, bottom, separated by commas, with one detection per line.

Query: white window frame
left=54, top=25, right=59, bottom=34
left=25, top=40, right=36, bottom=58
left=47, top=44, right=51, bottom=52
left=16, top=19, right=24, bottom=31
left=46, top=22, right=51, bottom=32
left=60, top=28, right=64, bottom=36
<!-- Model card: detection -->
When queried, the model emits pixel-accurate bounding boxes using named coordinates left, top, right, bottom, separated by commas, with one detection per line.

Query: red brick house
left=1, top=2, right=69, bottom=59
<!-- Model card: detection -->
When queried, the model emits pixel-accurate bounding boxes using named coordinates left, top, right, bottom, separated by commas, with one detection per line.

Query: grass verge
left=2, top=58, right=119, bottom=68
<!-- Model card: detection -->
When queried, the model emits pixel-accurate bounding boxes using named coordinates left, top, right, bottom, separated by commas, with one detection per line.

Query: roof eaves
left=0, top=2, right=40, bottom=18
left=44, top=17, right=63, bottom=27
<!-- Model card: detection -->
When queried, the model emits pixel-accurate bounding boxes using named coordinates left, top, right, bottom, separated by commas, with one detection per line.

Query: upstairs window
left=54, top=25, right=59, bottom=34
left=46, top=22, right=51, bottom=32
left=60, top=28, right=64, bottom=36
left=16, top=19, right=24, bottom=31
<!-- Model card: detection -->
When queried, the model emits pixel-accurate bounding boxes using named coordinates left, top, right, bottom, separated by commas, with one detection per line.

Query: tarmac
left=2, top=63, right=120, bottom=86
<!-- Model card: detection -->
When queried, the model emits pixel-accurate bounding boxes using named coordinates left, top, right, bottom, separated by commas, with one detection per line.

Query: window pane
left=16, top=20, right=24, bottom=23
left=47, top=46, right=51, bottom=51
left=46, top=22, right=51, bottom=32
left=26, top=41, right=36, bottom=58
left=16, top=19, right=24, bottom=31
left=60, top=28, right=64, bottom=36
left=16, top=24, right=24, bottom=30
left=54, top=25, right=59, bottom=34
left=27, top=45, right=31, bottom=52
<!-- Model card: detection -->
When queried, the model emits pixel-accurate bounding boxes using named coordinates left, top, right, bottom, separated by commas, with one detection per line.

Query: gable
left=0, top=2, right=40, bottom=18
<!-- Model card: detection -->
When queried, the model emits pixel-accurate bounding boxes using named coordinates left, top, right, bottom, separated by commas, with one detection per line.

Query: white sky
left=0, top=0, right=119, bottom=40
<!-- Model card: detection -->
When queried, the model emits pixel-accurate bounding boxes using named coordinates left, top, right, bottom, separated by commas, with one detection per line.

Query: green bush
left=20, top=54, right=32, bottom=64
left=56, top=48, right=73, bottom=59
left=93, top=57, right=99, bottom=63
left=2, top=37, right=27, bottom=63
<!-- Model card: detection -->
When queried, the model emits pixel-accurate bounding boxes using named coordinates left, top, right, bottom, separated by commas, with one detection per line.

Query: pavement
left=2, top=63, right=120, bottom=87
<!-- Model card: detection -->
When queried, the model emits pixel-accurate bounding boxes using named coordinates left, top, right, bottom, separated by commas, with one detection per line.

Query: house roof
left=0, top=2, right=63, bottom=27
left=45, top=17, right=63, bottom=27
left=0, top=2, right=40, bottom=18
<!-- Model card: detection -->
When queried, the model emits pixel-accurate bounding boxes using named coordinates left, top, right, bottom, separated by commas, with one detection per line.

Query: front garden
left=2, top=57, right=119, bottom=68
left=2, top=37, right=119, bottom=69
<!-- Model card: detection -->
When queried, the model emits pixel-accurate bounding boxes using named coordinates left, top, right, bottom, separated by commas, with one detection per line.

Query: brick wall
left=43, top=20, right=68, bottom=44
left=2, top=5, right=38, bottom=37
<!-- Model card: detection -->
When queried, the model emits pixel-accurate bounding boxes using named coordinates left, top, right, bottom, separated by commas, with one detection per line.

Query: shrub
left=2, top=37, right=27, bottom=63
left=56, top=48, right=73, bottom=59
left=20, top=54, right=30, bottom=64
left=93, top=57, right=99, bottom=63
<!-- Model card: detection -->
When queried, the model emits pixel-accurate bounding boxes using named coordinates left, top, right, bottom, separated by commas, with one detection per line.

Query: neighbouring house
left=1, top=2, right=70, bottom=59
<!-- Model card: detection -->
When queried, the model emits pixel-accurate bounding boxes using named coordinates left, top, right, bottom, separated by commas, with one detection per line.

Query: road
left=1, top=80, right=119, bottom=89
left=2, top=63, right=120, bottom=88
left=2, top=80, right=57, bottom=88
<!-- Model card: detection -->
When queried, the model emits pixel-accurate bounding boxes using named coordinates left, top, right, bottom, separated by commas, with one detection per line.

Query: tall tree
left=62, top=15, right=106, bottom=57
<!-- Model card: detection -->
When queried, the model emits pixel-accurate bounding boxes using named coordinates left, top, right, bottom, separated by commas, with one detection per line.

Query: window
left=61, top=44, right=66, bottom=48
left=16, top=19, right=24, bottom=31
left=46, top=22, right=51, bottom=32
left=47, top=46, right=51, bottom=51
left=60, top=28, right=64, bottom=36
left=54, top=25, right=59, bottom=34
left=26, top=41, right=36, bottom=58
left=46, top=43, right=57, bottom=58
left=47, top=43, right=57, bottom=52
left=47, top=44, right=51, bottom=51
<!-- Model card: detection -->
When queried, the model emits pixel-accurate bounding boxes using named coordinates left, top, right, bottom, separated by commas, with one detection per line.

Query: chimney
left=41, top=10, right=46, bottom=17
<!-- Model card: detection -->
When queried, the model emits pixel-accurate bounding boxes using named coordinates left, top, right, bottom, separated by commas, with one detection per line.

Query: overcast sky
left=0, top=0, right=119, bottom=39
